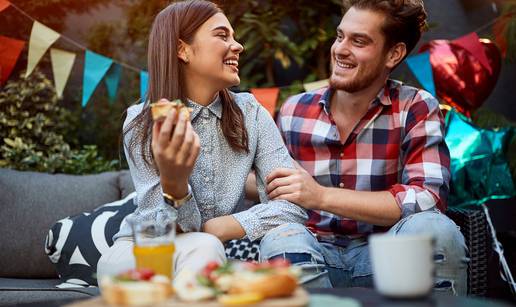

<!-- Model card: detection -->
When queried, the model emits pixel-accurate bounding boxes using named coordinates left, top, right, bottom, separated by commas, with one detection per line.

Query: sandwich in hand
left=150, top=99, right=193, bottom=122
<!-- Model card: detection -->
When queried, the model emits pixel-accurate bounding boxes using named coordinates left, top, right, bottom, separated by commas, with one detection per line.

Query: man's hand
left=266, top=166, right=324, bottom=210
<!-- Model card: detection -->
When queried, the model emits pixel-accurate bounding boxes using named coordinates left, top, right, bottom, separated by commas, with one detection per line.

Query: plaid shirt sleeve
left=389, top=90, right=451, bottom=218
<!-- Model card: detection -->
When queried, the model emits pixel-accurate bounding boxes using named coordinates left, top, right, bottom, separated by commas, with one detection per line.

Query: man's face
left=329, top=7, right=390, bottom=93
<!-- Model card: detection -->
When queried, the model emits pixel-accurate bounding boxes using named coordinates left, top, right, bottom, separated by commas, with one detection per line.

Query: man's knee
left=394, top=211, right=467, bottom=261
left=259, top=223, right=320, bottom=261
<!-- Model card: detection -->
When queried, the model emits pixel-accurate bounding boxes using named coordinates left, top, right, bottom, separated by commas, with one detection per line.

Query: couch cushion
left=0, top=277, right=99, bottom=305
left=0, top=169, right=128, bottom=278
left=118, top=170, right=135, bottom=198
left=46, top=193, right=136, bottom=286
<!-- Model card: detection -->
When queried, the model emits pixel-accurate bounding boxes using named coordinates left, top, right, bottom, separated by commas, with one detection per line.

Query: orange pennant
left=0, top=35, right=26, bottom=84
left=0, top=0, right=10, bottom=12
left=250, top=87, right=280, bottom=117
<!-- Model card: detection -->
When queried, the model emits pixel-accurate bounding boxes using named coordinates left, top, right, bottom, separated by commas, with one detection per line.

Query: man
left=258, top=0, right=468, bottom=295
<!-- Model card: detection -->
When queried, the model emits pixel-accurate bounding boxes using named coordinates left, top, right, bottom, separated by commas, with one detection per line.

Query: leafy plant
left=494, top=0, right=516, bottom=62
left=0, top=70, right=119, bottom=174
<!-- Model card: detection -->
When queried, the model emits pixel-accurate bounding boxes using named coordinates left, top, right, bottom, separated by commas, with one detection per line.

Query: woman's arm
left=230, top=98, right=307, bottom=241
left=123, top=104, right=203, bottom=234
left=244, top=171, right=260, bottom=202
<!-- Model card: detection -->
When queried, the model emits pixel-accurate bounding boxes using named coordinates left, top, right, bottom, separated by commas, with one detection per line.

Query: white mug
left=369, top=233, right=434, bottom=298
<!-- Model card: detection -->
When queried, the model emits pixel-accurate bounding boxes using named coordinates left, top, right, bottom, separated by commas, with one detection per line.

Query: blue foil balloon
left=445, top=109, right=515, bottom=207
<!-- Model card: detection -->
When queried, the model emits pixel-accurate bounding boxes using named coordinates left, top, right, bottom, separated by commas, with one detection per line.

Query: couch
left=0, top=168, right=135, bottom=305
left=0, top=167, right=497, bottom=305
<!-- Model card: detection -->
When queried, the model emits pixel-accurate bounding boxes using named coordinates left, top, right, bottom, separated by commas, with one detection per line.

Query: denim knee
left=391, top=210, right=469, bottom=295
left=391, top=211, right=467, bottom=254
left=260, top=223, right=332, bottom=287
left=259, top=223, right=322, bottom=262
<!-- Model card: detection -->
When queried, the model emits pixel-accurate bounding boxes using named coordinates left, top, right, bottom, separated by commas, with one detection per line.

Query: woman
left=97, top=0, right=307, bottom=277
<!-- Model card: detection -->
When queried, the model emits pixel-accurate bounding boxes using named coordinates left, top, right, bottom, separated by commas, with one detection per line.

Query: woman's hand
left=151, top=99, right=200, bottom=198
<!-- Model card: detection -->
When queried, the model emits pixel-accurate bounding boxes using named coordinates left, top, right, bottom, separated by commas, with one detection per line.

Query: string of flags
left=0, top=0, right=504, bottom=116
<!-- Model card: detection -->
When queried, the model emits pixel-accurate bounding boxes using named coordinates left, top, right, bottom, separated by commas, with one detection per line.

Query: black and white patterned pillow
left=225, top=238, right=260, bottom=262
left=45, top=192, right=261, bottom=288
left=45, top=193, right=137, bottom=287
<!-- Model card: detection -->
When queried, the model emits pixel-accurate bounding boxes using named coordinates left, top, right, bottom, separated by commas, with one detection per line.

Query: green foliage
left=223, top=0, right=342, bottom=88
left=0, top=71, right=119, bottom=174
left=499, top=1, right=516, bottom=62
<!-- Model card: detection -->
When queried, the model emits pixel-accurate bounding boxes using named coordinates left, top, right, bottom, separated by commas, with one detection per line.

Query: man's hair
left=344, top=0, right=428, bottom=56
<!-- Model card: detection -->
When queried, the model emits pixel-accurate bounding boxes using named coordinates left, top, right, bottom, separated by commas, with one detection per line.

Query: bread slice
left=100, top=275, right=173, bottom=306
left=150, top=99, right=192, bottom=121
left=228, top=271, right=298, bottom=298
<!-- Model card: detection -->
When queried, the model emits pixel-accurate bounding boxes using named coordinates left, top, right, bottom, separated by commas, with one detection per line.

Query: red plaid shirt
left=277, top=79, right=450, bottom=246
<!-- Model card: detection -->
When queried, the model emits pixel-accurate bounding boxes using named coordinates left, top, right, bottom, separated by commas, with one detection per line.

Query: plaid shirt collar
left=318, top=80, right=395, bottom=115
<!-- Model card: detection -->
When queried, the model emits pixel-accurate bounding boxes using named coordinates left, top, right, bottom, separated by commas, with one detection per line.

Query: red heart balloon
left=419, top=38, right=501, bottom=116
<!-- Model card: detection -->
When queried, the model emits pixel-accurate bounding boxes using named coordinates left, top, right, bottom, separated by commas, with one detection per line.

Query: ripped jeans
left=259, top=210, right=469, bottom=295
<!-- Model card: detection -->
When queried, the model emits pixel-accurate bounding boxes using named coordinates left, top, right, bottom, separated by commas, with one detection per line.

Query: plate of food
left=66, top=259, right=309, bottom=306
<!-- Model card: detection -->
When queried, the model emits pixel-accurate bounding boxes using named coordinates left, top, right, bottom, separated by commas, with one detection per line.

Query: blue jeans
left=259, top=210, right=469, bottom=295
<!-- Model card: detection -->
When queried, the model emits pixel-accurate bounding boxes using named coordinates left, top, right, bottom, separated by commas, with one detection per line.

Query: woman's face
left=182, top=13, right=243, bottom=91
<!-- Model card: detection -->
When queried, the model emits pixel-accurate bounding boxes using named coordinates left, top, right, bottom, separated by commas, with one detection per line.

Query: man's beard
left=329, top=60, right=385, bottom=93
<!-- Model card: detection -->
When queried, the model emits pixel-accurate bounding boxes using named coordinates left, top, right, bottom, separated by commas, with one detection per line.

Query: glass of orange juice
left=130, top=208, right=176, bottom=279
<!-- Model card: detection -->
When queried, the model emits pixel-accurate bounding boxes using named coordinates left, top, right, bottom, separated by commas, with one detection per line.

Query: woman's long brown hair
left=123, top=0, right=249, bottom=169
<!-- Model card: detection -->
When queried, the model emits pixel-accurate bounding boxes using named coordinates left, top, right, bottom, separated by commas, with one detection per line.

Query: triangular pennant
left=0, top=0, right=10, bottom=12
left=250, top=87, right=280, bottom=117
left=303, top=79, right=329, bottom=92
left=452, top=32, right=492, bottom=74
left=0, top=35, right=25, bottom=84
left=50, top=48, right=76, bottom=98
left=25, top=21, right=60, bottom=77
left=82, top=50, right=113, bottom=107
left=140, top=70, right=148, bottom=102
left=405, top=52, right=436, bottom=97
left=104, top=63, right=122, bottom=103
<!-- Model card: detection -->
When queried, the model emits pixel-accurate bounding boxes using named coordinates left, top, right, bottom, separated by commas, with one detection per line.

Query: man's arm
left=267, top=90, right=449, bottom=226
left=266, top=167, right=401, bottom=226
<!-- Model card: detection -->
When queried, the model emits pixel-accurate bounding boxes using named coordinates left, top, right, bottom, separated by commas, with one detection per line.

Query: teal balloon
left=104, top=63, right=122, bottom=104
left=445, top=109, right=515, bottom=207
left=82, top=51, right=113, bottom=107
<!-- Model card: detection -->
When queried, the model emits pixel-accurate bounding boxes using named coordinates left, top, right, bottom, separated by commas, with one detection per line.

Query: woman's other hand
left=152, top=100, right=200, bottom=198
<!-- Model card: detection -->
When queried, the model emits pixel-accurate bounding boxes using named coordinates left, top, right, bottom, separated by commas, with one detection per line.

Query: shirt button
left=339, top=183, right=345, bottom=188
left=340, top=152, right=344, bottom=158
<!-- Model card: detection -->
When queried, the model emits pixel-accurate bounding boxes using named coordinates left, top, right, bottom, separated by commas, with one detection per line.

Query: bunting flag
left=303, top=79, right=329, bottom=92
left=104, top=64, right=122, bottom=103
left=250, top=87, right=280, bottom=116
left=0, top=0, right=10, bottom=12
left=405, top=52, right=436, bottom=97
left=452, top=32, right=492, bottom=73
left=140, top=70, right=148, bottom=101
left=0, top=35, right=25, bottom=84
left=50, top=48, right=76, bottom=98
left=25, top=21, right=60, bottom=77
left=82, top=50, right=113, bottom=107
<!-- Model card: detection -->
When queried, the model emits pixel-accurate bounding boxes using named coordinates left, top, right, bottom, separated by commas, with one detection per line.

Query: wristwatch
left=163, top=185, right=192, bottom=209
